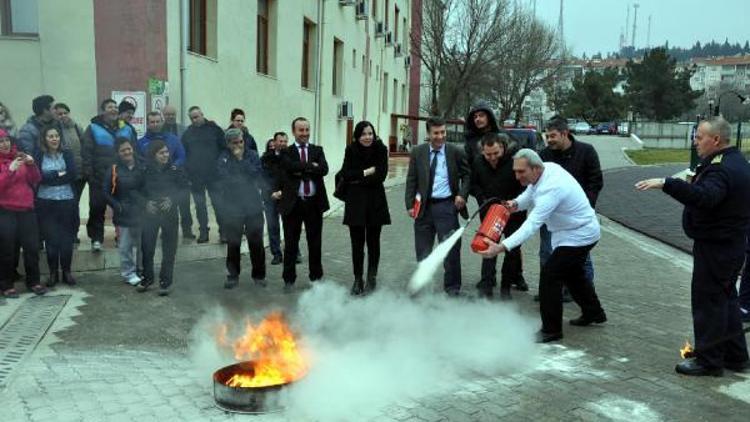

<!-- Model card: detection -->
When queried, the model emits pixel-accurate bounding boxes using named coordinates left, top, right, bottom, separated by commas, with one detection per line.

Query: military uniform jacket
left=663, top=147, right=750, bottom=242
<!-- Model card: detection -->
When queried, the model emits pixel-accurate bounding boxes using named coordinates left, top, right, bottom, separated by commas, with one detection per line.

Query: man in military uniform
left=636, top=117, right=750, bottom=376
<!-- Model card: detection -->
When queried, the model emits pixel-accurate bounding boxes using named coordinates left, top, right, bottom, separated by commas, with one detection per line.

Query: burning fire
left=680, top=340, right=695, bottom=359
left=216, top=312, right=307, bottom=388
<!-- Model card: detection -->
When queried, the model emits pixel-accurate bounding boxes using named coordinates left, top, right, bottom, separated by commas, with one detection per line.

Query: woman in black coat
left=104, top=137, right=145, bottom=286
left=136, top=140, right=188, bottom=296
left=340, top=121, right=391, bottom=295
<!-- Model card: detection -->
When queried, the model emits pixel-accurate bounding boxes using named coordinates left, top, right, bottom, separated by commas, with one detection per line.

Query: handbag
left=333, top=169, right=347, bottom=201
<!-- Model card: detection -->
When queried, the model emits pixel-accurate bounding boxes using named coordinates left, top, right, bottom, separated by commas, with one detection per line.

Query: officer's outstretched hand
left=635, top=178, right=666, bottom=191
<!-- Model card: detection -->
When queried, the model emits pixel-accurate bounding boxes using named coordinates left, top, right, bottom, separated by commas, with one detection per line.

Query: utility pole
left=631, top=3, right=639, bottom=49
left=558, top=0, right=564, bottom=51
left=646, top=15, right=651, bottom=49
left=625, top=4, right=630, bottom=46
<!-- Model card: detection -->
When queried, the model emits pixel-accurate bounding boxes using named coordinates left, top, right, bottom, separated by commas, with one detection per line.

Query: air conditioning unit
left=374, top=21, right=385, bottom=37
left=339, top=0, right=356, bottom=5
left=338, top=101, right=353, bottom=120
left=385, top=31, right=393, bottom=46
left=404, top=56, right=412, bottom=68
left=355, top=1, right=368, bottom=20
left=394, top=43, right=403, bottom=58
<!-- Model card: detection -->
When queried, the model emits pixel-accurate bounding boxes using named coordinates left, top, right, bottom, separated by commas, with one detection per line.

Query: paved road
left=2, top=181, right=748, bottom=421
left=575, top=134, right=640, bottom=170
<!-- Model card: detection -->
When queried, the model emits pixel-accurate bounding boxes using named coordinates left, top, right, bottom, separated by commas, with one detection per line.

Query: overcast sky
left=531, top=0, right=750, bottom=56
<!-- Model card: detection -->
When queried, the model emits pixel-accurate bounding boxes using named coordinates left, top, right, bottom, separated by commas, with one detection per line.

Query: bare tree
left=488, top=13, right=562, bottom=123
left=413, top=0, right=515, bottom=117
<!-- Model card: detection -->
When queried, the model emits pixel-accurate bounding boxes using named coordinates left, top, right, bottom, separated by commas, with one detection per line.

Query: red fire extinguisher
left=471, top=204, right=510, bottom=252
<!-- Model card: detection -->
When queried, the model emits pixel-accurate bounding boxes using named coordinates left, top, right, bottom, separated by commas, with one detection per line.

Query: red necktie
left=300, top=145, right=311, bottom=196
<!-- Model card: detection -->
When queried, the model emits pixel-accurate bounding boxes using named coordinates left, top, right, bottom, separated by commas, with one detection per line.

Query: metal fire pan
left=212, top=361, right=288, bottom=414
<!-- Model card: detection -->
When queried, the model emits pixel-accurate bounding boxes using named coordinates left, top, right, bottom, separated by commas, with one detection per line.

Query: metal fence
left=632, top=122, right=694, bottom=148
left=634, top=121, right=750, bottom=153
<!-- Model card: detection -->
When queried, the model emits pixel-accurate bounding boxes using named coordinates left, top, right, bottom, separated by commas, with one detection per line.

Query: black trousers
left=540, top=242, right=603, bottom=334
left=177, top=188, right=192, bottom=233
left=72, top=178, right=86, bottom=232
left=86, top=181, right=107, bottom=242
left=191, top=179, right=223, bottom=234
left=224, top=213, right=266, bottom=280
left=479, top=212, right=525, bottom=291
left=692, top=240, right=749, bottom=368
left=141, top=209, right=179, bottom=287
left=282, top=198, right=323, bottom=284
left=0, top=209, right=40, bottom=290
left=37, top=199, right=78, bottom=273
left=414, top=200, right=461, bottom=293
left=348, top=225, right=382, bottom=278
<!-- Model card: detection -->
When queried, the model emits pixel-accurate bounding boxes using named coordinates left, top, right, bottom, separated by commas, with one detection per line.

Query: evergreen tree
left=563, top=68, right=626, bottom=122
left=624, top=48, right=703, bottom=121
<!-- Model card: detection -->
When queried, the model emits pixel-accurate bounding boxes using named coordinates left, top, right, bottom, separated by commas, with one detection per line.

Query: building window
left=257, top=0, right=269, bottom=74
left=189, top=0, right=217, bottom=58
left=382, top=72, right=389, bottom=111
left=394, top=5, right=399, bottom=41
left=352, top=49, right=357, bottom=69
left=302, top=19, right=316, bottom=89
left=402, top=83, right=407, bottom=113
left=333, top=38, right=344, bottom=96
left=403, top=17, right=408, bottom=47
left=372, top=0, right=378, bottom=20
left=1, top=0, right=38, bottom=36
left=385, top=0, right=390, bottom=29
left=393, top=78, right=398, bottom=112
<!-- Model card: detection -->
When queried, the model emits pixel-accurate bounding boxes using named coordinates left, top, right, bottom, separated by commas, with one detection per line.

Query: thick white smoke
left=190, top=278, right=538, bottom=421
left=407, top=226, right=466, bottom=294
left=286, top=283, right=536, bottom=420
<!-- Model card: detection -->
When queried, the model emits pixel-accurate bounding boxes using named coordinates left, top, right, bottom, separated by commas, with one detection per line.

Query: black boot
left=351, top=277, right=364, bottom=296
left=197, top=228, right=209, bottom=244
left=364, top=270, right=377, bottom=294
left=46, top=270, right=59, bottom=288
left=62, top=271, right=77, bottom=286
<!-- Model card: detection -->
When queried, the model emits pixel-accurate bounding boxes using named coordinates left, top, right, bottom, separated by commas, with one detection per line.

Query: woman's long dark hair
left=39, top=125, right=61, bottom=154
left=353, top=120, right=377, bottom=144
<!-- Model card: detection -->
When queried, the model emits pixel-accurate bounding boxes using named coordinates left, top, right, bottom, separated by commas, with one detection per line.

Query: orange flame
left=217, top=312, right=307, bottom=388
left=680, top=340, right=694, bottom=359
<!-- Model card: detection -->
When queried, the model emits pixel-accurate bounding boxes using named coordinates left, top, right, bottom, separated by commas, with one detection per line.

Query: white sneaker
left=126, top=274, right=142, bottom=286
left=92, top=241, right=102, bottom=252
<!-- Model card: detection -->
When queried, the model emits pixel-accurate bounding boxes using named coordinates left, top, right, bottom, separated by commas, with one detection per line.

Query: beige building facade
left=1, top=0, right=415, bottom=168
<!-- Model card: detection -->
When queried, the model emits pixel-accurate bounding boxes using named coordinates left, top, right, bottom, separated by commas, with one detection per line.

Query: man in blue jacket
left=137, top=111, right=193, bottom=239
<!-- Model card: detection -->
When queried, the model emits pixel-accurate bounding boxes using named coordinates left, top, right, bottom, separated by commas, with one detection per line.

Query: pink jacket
left=0, top=146, right=41, bottom=211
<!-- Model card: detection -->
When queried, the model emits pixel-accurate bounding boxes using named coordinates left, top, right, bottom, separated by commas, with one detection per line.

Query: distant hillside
left=580, top=39, right=750, bottom=62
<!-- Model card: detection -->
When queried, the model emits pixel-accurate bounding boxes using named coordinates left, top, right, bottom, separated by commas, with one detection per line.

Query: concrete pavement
left=2, top=141, right=749, bottom=421
left=2, top=177, right=749, bottom=421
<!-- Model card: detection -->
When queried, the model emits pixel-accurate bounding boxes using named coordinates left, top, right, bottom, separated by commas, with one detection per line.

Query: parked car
left=570, top=121, right=593, bottom=135
left=618, top=121, right=630, bottom=136
left=595, top=122, right=618, bottom=135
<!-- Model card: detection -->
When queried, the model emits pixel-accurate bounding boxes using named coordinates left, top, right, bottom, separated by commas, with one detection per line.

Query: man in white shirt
left=477, top=149, right=607, bottom=343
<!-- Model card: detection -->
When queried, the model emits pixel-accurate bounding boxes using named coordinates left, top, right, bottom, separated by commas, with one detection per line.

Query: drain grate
left=0, top=295, right=69, bottom=388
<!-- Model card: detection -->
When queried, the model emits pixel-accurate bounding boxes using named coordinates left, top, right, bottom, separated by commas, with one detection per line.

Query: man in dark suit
left=405, top=116, right=470, bottom=295
left=278, top=117, right=329, bottom=292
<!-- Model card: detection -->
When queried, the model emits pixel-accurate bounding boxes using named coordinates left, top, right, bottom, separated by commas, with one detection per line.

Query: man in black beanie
left=17, top=95, right=60, bottom=156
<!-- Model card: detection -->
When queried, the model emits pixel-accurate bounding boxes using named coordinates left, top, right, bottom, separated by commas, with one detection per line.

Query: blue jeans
left=263, top=196, right=282, bottom=257
left=117, top=226, right=142, bottom=278
left=539, top=225, right=594, bottom=285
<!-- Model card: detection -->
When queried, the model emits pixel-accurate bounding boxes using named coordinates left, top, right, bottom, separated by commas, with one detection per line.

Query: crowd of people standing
left=1, top=94, right=385, bottom=299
